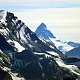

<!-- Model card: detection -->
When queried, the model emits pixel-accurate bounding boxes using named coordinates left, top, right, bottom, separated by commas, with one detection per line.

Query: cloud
left=0, top=2, right=80, bottom=11
left=14, top=8, right=80, bottom=42
left=0, top=0, right=80, bottom=12
left=14, top=8, right=80, bottom=28
left=0, top=0, right=80, bottom=4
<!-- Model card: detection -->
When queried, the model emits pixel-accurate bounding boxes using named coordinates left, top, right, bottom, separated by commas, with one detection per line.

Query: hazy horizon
left=14, top=8, right=80, bottom=43
left=0, top=0, right=80, bottom=43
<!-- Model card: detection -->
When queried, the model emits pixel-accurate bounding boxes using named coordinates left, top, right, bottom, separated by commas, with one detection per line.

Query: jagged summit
left=35, top=23, right=56, bottom=40
left=0, top=11, right=54, bottom=52
left=0, top=11, right=80, bottom=80
left=35, top=23, right=75, bottom=53
left=38, top=23, right=47, bottom=30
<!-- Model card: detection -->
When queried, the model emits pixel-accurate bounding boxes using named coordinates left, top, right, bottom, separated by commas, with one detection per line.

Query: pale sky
left=0, top=0, right=80, bottom=42
left=1, top=0, right=80, bottom=3
left=1, top=0, right=80, bottom=10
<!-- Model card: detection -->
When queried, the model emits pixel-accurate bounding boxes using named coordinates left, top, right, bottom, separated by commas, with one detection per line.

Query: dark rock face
left=0, top=69, right=12, bottom=80
left=65, top=58, right=80, bottom=63
left=0, top=34, right=14, bottom=51
left=19, top=62, right=43, bottom=80
left=11, top=49, right=75, bottom=80
left=6, top=12, right=17, bottom=21
left=15, top=50, right=37, bottom=60
left=24, top=27, right=54, bottom=52
left=18, top=55, right=76, bottom=80
left=63, top=77, right=76, bottom=80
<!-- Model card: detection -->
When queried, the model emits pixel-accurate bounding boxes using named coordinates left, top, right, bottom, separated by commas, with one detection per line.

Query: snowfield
left=49, top=38, right=74, bottom=53
left=55, top=58, right=80, bottom=76
left=8, top=40, right=25, bottom=52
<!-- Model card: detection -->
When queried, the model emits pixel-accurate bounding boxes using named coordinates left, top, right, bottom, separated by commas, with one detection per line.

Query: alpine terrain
left=35, top=23, right=80, bottom=54
left=0, top=10, right=80, bottom=80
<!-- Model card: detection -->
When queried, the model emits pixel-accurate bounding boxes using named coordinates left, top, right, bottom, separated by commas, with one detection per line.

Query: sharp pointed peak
left=40, top=23, right=46, bottom=25
left=39, top=23, right=46, bottom=27
left=37, top=23, right=47, bottom=30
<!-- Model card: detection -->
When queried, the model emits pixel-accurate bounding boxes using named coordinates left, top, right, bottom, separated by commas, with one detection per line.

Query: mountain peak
left=40, top=23, right=46, bottom=26
left=35, top=23, right=56, bottom=40
left=37, top=23, right=47, bottom=31
left=38, top=23, right=47, bottom=30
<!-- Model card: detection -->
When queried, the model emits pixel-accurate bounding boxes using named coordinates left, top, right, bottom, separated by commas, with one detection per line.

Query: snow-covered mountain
left=0, top=10, right=80, bottom=80
left=35, top=23, right=56, bottom=41
left=35, top=23, right=75, bottom=53
left=0, top=11, right=55, bottom=53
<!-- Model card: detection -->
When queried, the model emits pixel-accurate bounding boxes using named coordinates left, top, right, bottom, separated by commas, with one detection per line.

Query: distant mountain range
left=66, top=46, right=80, bottom=58
left=35, top=23, right=80, bottom=54
left=67, top=41, right=80, bottom=48
left=0, top=10, right=80, bottom=80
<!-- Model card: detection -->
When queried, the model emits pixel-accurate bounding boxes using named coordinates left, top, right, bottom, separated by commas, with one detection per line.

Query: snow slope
left=55, top=58, right=80, bottom=76
left=50, top=38, right=74, bottom=53
left=0, top=11, right=80, bottom=80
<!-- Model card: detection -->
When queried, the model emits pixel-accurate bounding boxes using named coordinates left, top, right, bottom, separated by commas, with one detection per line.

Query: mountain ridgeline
left=35, top=22, right=80, bottom=55
left=35, top=23, right=56, bottom=39
left=0, top=10, right=80, bottom=80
